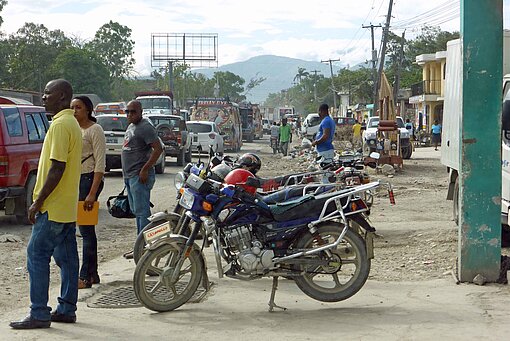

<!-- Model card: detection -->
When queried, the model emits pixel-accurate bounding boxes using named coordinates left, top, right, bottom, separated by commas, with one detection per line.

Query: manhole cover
left=87, top=281, right=213, bottom=309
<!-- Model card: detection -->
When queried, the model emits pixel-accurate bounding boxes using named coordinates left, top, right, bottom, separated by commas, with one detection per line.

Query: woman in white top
left=71, top=96, right=106, bottom=289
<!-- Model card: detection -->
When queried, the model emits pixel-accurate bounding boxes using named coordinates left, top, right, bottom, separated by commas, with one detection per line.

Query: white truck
left=362, top=116, right=413, bottom=159
left=135, top=91, right=173, bottom=115
left=441, top=35, right=510, bottom=238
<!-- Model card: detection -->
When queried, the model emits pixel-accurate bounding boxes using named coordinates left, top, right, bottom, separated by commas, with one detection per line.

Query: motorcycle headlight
left=174, top=171, right=186, bottom=191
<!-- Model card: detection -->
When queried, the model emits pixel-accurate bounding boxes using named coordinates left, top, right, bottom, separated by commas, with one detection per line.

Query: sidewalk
left=2, top=251, right=510, bottom=341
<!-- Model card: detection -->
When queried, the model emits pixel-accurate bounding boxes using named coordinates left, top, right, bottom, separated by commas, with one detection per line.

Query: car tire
left=176, top=149, right=185, bottom=166
left=185, top=148, right=192, bottom=162
left=16, top=174, right=36, bottom=225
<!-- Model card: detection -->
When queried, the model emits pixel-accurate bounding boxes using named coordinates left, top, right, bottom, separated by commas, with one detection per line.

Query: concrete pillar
left=458, top=0, right=503, bottom=282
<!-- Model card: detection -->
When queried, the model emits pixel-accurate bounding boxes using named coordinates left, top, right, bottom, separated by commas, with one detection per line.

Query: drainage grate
left=87, top=281, right=212, bottom=309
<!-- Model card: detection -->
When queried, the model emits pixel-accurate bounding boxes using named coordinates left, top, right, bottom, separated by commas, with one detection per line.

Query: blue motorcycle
left=133, top=171, right=394, bottom=312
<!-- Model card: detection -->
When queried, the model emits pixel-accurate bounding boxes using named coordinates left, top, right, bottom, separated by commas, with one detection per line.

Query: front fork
left=169, top=212, right=202, bottom=283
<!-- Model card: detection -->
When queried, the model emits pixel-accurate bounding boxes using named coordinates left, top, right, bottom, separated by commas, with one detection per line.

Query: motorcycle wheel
left=293, top=224, right=370, bottom=302
left=133, top=217, right=180, bottom=266
left=133, top=242, right=203, bottom=312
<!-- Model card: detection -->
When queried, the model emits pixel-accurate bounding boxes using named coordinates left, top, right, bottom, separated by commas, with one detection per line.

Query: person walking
left=270, top=121, right=279, bottom=153
left=71, top=96, right=106, bottom=289
left=279, top=118, right=292, bottom=156
left=10, top=79, right=82, bottom=329
left=431, top=120, right=442, bottom=151
left=311, top=103, right=336, bottom=163
left=352, top=120, right=362, bottom=148
left=121, top=100, right=163, bottom=258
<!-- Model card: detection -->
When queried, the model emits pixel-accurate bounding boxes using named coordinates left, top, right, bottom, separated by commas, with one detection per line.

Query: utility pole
left=321, top=59, right=341, bottom=113
left=310, top=70, right=321, bottom=102
left=363, top=23, right=382, bottom=106
left=373, top=0, right=394, bottom=116
left=393, top=31, right=406, bottom=111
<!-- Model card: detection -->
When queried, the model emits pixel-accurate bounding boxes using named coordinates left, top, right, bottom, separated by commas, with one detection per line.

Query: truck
left=135, top=91, right=173, bottom=115
left=190, top=97, right=243, bottom=152
left=362, top=116, right=413, bottom=159
left=239, top=101, right=256, bottom=142
left=441, top=34, right=510, bottom=237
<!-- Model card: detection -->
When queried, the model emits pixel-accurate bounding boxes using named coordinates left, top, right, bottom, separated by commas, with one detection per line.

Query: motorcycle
left=133, top=173, right=395, bottom=312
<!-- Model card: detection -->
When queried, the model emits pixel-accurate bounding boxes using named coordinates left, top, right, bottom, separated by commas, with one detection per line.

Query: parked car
left=335, top=117, right=357, bottom=127
left=186, top=120, right=224, bottom=154
left=96, top=114, right=166, bottom=173
left=362, top=116, right=412, bottom=159
left=144, top=113, right=192, bottom=166
left=0, top=105, right=50, bottom=224
left=301, top=113, right=321, bottom=139
left=262, top=118, right=271, bottom=134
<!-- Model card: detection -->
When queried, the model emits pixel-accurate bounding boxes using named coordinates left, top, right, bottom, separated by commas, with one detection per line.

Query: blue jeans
left=124, top=171, right=155, bottom=235
left=79, top=172, right=104, bottom=281
left=27, top=212, right=79, bottom=320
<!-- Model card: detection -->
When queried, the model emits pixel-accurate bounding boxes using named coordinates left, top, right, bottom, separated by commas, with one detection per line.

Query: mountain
left=193, top=55, right=345, bottom=104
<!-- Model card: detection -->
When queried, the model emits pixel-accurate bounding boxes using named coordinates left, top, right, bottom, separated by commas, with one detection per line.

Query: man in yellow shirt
left=10, top=79, right=82, bottom=329
left=352, top=120, right=362, bottom=148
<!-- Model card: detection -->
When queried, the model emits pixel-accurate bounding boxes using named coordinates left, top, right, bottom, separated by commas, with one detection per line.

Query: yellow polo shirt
left=33, top=109, right=82, bottom=223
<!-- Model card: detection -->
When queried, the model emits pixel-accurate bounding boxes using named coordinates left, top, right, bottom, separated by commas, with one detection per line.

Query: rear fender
left=148, top=235, right=209, bottom=290
left=349, top=214, right=376, bottom=259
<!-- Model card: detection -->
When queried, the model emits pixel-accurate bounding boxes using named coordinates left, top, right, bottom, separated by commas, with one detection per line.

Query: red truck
left=0, top=105, right=50, bottom=224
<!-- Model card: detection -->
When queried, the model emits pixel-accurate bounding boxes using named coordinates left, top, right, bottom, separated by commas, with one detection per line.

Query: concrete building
left=409, top=50, right=447, bottom=132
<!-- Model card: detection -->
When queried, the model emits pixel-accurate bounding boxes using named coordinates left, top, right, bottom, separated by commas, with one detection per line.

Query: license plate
left=143, top=221, right=171, bottom=244
left=106, top=137, right=117, bottom=143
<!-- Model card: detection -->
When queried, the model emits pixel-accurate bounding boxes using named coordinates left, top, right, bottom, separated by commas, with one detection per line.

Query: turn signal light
left=202, top=201, right=213, bottom=212
left=179, top=187, right=185, bottom=195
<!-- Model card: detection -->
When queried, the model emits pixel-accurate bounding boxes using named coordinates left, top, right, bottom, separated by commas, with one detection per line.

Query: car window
left=25, top=112, right=47, bottom=142
left=368, top=118, right=379, bottom=128
left=147, top=117, right=180, bottom=131
left=97, top=116, right=129, bottom=131
left=3, top=107, right=23, bottom=136
left=187, top=123, right=212, bottom=133
left=308, top=116, right=321, bottom=127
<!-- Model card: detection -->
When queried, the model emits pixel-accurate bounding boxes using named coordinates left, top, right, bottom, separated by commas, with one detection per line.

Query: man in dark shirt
left=121, top=100, right=163, bottom=239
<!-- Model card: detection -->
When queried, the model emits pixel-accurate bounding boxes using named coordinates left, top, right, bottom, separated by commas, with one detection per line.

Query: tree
left=244, top=73, right=266, bottom=97
left=0, top=0, right=7, bottom=29
left=50, top=48, right=111, bottom=100
left=87, top=21, right=135, bottom=81
left=213, top=71, right=246, bottom=102
left=6, top=23, right=72, bottom=92
left=293, top=67, right=309, bottom=84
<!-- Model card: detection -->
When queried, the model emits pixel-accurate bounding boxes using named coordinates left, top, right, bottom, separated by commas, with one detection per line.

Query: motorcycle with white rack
left=133, top=168, right=395, bottom=313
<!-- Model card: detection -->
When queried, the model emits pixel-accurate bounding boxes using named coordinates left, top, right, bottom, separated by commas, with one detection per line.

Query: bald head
left=126, top=100, right=143, bottom=124
left=42, top=79, right=73, bottom=114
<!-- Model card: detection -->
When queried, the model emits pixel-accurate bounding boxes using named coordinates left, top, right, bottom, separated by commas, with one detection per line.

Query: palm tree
left=293, top=67, right=309, bottom=84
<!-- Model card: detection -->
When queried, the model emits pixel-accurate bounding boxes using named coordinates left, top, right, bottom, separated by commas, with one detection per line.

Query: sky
left=2, top=0, right=510, bottom=76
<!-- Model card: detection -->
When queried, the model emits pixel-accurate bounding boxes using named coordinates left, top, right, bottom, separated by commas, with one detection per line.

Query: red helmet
left=224, top=169, right=257, bottom=194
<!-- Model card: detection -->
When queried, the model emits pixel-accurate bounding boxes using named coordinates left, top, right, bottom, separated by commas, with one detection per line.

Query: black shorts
left=432, top=133, right=441, bottom=144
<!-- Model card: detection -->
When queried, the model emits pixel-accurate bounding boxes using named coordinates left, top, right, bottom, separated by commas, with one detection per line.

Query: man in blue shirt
left=311, top=103, right=336, bottom=163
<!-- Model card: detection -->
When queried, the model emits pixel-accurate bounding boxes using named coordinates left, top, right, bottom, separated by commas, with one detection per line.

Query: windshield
left=308, top=115, right=321, bottom=127
left=187, top=123, right=212, bottom=133
left=139, top=98, right=172, bottom=110
left=96, top=116, right=129, bottom=132
left=146, top=116, right=181, bottom=131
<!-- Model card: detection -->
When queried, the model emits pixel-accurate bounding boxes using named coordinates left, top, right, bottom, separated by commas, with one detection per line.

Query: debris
left=473, top=274, right=486, bottom=286
left=381, top=164, right=396, bottom=176
left=0, top=234, right=22, bottom=243
left=422, top=260, right=435, bottom=265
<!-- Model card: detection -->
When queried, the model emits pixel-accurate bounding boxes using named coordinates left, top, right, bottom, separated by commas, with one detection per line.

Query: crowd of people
left=9, top=78, right=162, bottom=330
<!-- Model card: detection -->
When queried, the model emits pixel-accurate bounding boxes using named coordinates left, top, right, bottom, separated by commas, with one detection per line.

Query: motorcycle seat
left=261, top=185, right=335, bottom=205
left=269, top=189, right=352, bottom=222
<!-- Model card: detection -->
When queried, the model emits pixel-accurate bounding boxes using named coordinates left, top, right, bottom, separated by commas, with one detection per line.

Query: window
left=3, top=107, right=23, bottom=136
left=25, top=113, right=48, bottom=142
left=97, top=116, right=129, bottom=132
left=187, top=123, right=212, bottom=133
left=148, top=117, right=180, bottom=131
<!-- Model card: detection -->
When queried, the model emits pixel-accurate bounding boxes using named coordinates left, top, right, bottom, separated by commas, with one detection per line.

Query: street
left=1, top=138, right=510, bottom=340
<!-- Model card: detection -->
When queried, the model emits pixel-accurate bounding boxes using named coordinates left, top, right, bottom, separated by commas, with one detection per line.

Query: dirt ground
left=0, top=137, right=458, bottom=315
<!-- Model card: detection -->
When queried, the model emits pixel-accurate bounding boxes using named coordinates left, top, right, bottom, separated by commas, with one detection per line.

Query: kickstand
left=268, top=276, right=287, bottom=312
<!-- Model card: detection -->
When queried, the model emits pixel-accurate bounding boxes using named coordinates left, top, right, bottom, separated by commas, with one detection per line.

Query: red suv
left=0, top=105, right=49, bottom=224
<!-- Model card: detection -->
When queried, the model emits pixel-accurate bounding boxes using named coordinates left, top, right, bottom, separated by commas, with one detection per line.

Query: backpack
left=106, top=187, right=135, bottom=219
